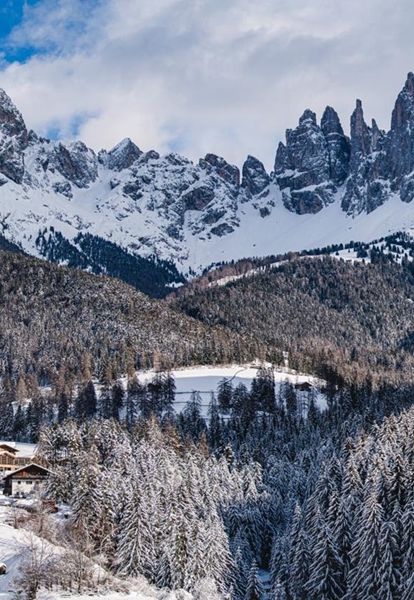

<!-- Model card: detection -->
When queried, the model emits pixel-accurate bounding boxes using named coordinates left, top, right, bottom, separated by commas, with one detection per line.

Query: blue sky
left=1, top=0, right=414, bottom=170
left=0, top=0, right=40, bottom=62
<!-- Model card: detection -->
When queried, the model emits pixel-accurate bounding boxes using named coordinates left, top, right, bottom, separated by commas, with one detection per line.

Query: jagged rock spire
left=321, top=106, right=350, bottom=185
left=388, top=72, right=414, bottom=189
left=350, top=99, right=371, bottom=166
left=0, top=88, right=28, bottom=183
left=0, top=88, right=27, bottom=145
left=241, top=155, right=269, bottom=196
left=105, top=138, right=142, bottom=171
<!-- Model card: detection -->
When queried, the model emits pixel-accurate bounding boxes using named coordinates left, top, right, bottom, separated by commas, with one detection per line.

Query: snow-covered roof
left=3, top=463, right=51, bottom=479
left=0, top=441, right=37, bottom=457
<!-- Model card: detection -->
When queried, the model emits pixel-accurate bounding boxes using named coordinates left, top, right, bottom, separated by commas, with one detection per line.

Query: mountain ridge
left=2, top=75, right=414, bottom=274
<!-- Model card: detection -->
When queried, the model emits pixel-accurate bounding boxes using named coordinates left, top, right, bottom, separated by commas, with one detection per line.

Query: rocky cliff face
left=0, top=89, right=28, bottom=184
left=274, top=109, right=338, bottom=214
left=1, top=75, right=414, bottom=273
left=273, top=72, right=414, bottom=215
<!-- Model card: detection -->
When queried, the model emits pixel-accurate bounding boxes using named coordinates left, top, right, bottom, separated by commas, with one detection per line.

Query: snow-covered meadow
left=137, top=364, right=327, bottom=414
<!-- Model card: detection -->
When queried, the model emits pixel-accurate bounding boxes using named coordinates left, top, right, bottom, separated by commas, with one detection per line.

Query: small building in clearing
left=294, top=382, right=313, bottom=392
left=3, top=463, right=51, bottom=497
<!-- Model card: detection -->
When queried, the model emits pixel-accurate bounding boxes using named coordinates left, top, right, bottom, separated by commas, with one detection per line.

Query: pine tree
left=74, top=380, right=97, bottom=420
left=250, top=365, right=275, bottom=413
left=125, top=375, right=140, bottom=431
left=347, top=484, right=384, bottom=599
left=111, top=379, right=125, bottom=421
left=181, top=391, right=206, bottom=442
left=13, top=404, right=26, bottom=441
left=305, top=511, right=344, bottom=600
left=57, top=390, right=69, bottom=423
left=217, top=378, right=233, bottom=414
left=245, top=560, right=265, bottom=600
left=98, top=382, right=113, bottom=419
left=0, top=401, right=14, bottom=439
left=161, top=371, right=176, bottom=416
left=207, top=393, right=222, bottom=450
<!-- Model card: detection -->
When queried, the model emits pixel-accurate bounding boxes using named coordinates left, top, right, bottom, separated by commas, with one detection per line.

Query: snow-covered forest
left=3, top=364, right=409, bottom=599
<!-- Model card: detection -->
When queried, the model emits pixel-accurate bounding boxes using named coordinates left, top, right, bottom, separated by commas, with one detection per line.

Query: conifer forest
left=3, top=238, right=414, bottom=598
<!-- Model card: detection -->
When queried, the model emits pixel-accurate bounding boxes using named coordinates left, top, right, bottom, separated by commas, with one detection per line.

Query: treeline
left=35, top=228, right=185, bottom=298
left=171, top=255, right=414, bottom=385
left=177, top=231, right=414, bottom=292
left=0, top=365, right=310, bottom=444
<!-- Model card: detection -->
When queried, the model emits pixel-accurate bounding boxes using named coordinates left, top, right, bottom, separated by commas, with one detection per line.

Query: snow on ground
left=0, top=498, right=191, bottom=600
left=137, top=364, right=327, bottom=413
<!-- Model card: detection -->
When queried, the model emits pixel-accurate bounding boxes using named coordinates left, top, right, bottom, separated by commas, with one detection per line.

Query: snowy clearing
left=137, top=364, right=327, bottom=413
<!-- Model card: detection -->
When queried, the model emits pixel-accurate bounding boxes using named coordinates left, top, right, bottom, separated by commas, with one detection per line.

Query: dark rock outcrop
left=0, top=88, right=28, bottom=183
left=182, top=183, right=215, bottom=211
left=241, top=155, right=270, bottom=196
left=49, top=141, right=98, bottom=188
left=105, top=138, right=142, bottom=171
left=320, top=106, right=350, bottom=185
left=274, top=109, right=336, bottom=214
left=200, top=154, right=240, bottom=187
left=342, top=101, right=389, bottom=214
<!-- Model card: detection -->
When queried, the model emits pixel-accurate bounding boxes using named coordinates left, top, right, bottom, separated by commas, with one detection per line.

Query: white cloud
left=1, top=0, right=414, bottom=170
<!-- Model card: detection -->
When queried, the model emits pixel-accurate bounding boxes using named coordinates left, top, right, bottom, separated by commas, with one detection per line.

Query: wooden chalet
left=0, top=442, right=35, bottom=475
left=3, top=463, right=51, bottom=497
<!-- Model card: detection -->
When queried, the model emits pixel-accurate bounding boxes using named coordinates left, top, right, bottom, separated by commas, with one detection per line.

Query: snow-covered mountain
left=4, top=74, right=414, bottom=274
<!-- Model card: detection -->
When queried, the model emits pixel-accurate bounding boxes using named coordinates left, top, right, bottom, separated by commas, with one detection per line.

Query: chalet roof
left=3, top=463, right=52, bottom=480
left=0, top=440, right=37, bottom=457
left=0, top=443, right=18, bottom=454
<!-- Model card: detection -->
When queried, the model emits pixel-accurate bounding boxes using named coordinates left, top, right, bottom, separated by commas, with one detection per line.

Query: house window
left=27, top=481, right=32, bottom=485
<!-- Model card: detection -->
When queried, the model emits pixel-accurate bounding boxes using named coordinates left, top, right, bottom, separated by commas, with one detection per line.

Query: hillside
left=171, top=254, right=414, bottom=384
left=0, top=250, right=264, bottom=385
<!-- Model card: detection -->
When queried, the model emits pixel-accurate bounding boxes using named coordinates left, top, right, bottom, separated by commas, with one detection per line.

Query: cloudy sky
left=0, top=0, right=413, bottom=170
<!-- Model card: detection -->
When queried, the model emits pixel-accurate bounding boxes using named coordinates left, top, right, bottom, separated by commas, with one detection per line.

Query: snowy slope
left=4, top=159, right=414, bottom=276
left=0, top=501, right=193, bottom=600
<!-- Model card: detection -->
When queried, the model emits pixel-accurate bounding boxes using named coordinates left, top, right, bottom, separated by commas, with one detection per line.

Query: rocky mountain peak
left=350, top=99, right=371, bottom=166
left=321, top=106, right=344, bottom=136
left=274, top=106, right=334, bottom=214
left=299, top=109, right=317, bottom=125
left=200, top=153, right=240, bottom=187
left=388, top=73, right=414, bottom=191
left=403, top=71, right=414, bottom=95
left=104, top=138, right=142, bottom=171
left=241, top=155, right=270, bottom=196
left=321, top=106, right=350, bottom=186
left=0, top=88, right=27, bottom=142
left=0, top=88, right=28, bottom=184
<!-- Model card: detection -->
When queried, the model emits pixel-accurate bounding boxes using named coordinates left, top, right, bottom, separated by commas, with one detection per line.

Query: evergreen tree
left=207, top=393, right=222, bottom=450
left=111, top=379, right=125, bottom=421
left=245, top=560, right=265, bottom=600
left=250, top=366, right=275, bottom=413
left=217, top=378, right=233, bottom=414
left=125, top=375, right=140, bottom=431
left=305, top=512, right=344, bottom=600
left=0, top=401, right=14, bottom=439
left=98, top=382, right=113, bottom=419
left=74, top=381, right=97, bottom=420
left=347, top=484, right=384, bottom=599
left=57, top=390, right=69, bottom=423
left=13, top=404, right=26, bottom=441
